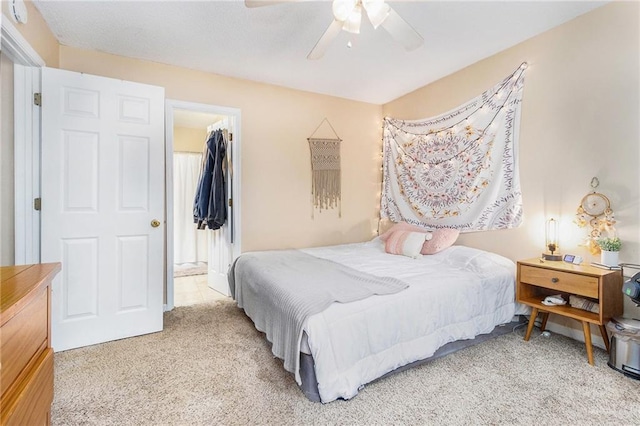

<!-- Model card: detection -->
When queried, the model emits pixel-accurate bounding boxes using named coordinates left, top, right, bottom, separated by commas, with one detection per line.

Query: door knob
left=151, top=219, right=161, bottom=228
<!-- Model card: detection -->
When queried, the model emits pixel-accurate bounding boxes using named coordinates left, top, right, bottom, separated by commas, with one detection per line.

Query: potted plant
left=597, top=236, right=621, bottom=266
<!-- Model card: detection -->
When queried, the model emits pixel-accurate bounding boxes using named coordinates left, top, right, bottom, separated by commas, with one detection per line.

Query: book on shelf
left=590, top=262, right=622, bottom=270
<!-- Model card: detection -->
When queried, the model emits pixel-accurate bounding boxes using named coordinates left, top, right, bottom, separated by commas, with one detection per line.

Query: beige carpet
left=52, top=300, right=640, bottom=425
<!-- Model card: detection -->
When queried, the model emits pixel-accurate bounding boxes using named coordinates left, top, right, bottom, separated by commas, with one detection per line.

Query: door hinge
left=228, top=198, right=232, bottom=207
left=229, top=132, right=233, bottom=142
left=34, top=198, right=41, bottom=211
left=34, top=93, right=42, bottom=106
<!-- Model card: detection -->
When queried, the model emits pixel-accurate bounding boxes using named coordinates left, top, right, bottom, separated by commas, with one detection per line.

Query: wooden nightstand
left=516, top=258, right=623, bottom=365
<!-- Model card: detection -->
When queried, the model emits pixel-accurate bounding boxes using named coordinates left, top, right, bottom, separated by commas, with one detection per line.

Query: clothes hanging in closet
left=193, top=129, right=227, bottom=230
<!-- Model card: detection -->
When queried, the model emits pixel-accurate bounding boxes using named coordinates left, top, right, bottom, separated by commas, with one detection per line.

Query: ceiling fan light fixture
left=332, top=0, right=358, bottom=22
left=363, top=0, right=390, bottom=29
left=342, top=4, right=362, bottom=34
left=300, top=0, right=423, bottom=60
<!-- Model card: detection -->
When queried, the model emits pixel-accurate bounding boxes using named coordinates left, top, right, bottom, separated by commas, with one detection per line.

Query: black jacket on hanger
left=193, top=130, right=227, bottom=230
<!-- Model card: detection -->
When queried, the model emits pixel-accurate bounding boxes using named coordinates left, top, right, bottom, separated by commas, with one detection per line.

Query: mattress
left=232, top=238, right=524, bottom=403
left=298, top=238, right=523, bottom=402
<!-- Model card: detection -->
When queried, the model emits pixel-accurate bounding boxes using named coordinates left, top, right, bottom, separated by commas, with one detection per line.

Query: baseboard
left=543, top=318, right=607, bottom=350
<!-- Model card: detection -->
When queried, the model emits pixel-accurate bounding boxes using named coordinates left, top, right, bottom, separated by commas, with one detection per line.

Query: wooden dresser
left=1, top=263, right=61, bottom=425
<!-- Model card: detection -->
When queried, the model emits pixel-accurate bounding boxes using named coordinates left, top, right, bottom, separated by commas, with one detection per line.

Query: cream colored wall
left=174, top=127, right=207, bottom=153
left=58, top=46, right=383, bottom=252
left=0, top=0, right=59, bottom=267
left=1, top=52, right=15, bottom=266
left=384, top=2, right=640, bottom=322
left=8, top=1, right=638, bottom=323
left=1, top=0, right=59, bottom=66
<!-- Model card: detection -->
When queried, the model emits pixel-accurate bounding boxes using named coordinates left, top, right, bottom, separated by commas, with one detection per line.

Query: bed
left=229, top=237, right=526, bottom=403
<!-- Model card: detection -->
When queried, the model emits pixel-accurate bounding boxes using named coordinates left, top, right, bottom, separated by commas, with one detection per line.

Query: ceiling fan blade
left=380, top=6, right=424, bottom=52
left=244, top=0, right=299, bottom=8
left=307, top=19, right=344, bottom=60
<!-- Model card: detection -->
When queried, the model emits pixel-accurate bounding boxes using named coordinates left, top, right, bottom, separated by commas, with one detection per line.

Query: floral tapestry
left=381, top=63, right=527, bottom=231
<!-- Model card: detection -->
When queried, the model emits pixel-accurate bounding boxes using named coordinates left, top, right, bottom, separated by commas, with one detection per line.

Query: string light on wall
left=383, top=62, right=528, bottom=168
left=380, top=62, right=527, bottom=230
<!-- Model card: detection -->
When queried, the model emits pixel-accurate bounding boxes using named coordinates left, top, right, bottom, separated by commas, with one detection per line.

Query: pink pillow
left=385, top=231, right=430, bottom=259
left=381, top=223, right=460, bottom=255
left=379, top=221, right=430, bottom=242
left=421, top=228, right=460, bottom=254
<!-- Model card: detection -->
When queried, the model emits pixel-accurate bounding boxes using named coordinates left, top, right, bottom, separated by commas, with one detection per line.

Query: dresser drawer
left=2, top=348, right=54, bottom=426
left=0, top=288, right=49, bottom=397
left=519, top=265, right=599, bottom=299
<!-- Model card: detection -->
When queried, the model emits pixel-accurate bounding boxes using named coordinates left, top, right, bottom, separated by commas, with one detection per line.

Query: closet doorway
left=165, top=100, right=242, bottom=310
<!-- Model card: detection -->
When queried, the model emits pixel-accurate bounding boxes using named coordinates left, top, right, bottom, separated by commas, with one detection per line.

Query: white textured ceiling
left=33, top=0, right=607, bottom=104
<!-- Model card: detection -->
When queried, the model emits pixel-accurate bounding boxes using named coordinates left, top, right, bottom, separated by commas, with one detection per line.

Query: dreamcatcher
left=575, top=177, right=616, bottom=254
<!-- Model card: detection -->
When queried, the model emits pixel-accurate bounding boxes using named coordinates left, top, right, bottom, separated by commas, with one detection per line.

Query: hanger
left=308, top=118, right=341, bottom=141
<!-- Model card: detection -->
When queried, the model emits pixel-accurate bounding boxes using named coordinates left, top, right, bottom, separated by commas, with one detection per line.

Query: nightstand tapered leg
left=582, top=321, right=594, bottom=365
left=524, top=307, right=539, bottom=341
left=540, top=312, right=549, bottom=331
left=599, top=324, right=610, bottom=353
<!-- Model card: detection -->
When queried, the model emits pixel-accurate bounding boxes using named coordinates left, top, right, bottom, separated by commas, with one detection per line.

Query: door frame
left=3, top=15, right=45, bottom=265
left=1, top=15, right=45, bottom=66
left=164, top=99, right=242, bottom=310
left=4, top=20, right=244, bottom=308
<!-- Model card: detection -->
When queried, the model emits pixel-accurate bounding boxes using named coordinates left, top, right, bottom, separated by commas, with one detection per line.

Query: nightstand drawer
left=519, top=265, right=599, bottom=298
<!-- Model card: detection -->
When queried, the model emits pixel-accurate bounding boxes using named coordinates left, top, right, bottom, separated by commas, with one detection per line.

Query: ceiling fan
left=245, top=0, right=424, bottom=60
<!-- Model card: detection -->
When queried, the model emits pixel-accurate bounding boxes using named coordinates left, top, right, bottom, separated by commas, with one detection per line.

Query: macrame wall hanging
left=308, top=118, right=341, bottom=218
left=381, top=62, right=528, bottom=231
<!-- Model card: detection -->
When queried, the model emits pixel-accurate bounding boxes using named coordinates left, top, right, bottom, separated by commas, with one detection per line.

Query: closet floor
left=174, top=274, right=227, bottom=307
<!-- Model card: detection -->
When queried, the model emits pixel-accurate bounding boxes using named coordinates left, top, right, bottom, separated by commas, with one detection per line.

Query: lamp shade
left=332, top=0, right=358, bottom=21
left=363, top=0, right=390, bottom=29
left=342, top=4, right=362, bottom=34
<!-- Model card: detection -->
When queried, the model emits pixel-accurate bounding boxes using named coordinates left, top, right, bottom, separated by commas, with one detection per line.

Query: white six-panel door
left=41, top=67, right=165, bottom=351
left=208, top=125, right=234, bottom=297
left=208, top=225, right=232, bottom=297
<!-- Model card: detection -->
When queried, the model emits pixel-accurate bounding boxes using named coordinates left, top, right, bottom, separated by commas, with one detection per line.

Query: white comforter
left=300, top=239, right=521, bottom=403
